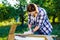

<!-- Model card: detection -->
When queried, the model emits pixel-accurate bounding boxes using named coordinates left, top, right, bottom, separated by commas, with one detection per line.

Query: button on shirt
left=28, top=7, right=53, bottom=35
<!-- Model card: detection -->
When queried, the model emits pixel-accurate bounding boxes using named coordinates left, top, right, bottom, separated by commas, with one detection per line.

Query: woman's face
left=29, top=11, right=37, bottom=17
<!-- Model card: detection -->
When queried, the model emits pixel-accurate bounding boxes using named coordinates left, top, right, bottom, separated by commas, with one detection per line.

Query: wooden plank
left=8, top=24, right=17, bottom=40
left=15, top=34, right=57, bottom=40
left=15, top=36, right=46, bottom=40
left=15, top=34, right=48, bottom=40
left=15, top=34, right=58, bottom=37
left=8, top=34, right=15, bottom=40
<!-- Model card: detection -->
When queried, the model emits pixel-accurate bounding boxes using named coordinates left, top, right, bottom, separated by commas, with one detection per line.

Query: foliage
left=0, top=0, right=60, bottom=39
left=31, top=0, right=60, bottom=23
left=0, top=4, right=18, bottom=22
left=0, top=0, right=60, bottom=23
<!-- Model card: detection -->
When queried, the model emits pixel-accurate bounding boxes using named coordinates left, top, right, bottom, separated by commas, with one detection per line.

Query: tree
left=0, top=3, right=18, bottom=22
left=31, top=0, right=60, bottom=23
left=17, top=0, right=27, bottom=25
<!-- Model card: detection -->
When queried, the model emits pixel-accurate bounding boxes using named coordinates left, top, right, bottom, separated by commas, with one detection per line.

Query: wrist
left=32, top=29, right=34, bottom=33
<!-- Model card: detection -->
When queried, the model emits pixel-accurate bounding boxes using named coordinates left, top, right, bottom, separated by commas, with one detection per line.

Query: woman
left=24, top=3, right=53, bottom=35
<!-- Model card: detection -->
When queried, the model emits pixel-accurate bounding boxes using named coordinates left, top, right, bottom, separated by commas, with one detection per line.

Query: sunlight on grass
left=0, top=38, right=2, bottom=40
left=0, top=37, right=7, bottom=40
left=55, top=17, right=59, bottom=22
left=0, top=16, right=59, bottom=26
left=0, top=18, right=21, bottom=26
left=49, top=16, right=53, bottom=23
left=49, top=16, right=59, bottom=23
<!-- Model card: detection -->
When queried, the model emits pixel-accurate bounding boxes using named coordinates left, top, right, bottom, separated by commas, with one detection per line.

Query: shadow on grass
left=0, top=23, right=60, bottom=40
left=51, top=23, right=60, bottom=37
left=0, top=25, right=10, bottom=38
left=0, top=24, right=28, bottom=38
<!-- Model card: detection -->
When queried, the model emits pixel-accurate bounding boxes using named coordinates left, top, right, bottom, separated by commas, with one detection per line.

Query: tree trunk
left=52, top=14, right=56, bottom=23
left=21, top=15, right=24, bottom=25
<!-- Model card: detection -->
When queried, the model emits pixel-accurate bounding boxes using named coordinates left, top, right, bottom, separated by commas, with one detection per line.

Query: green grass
left=0, top=23, right=60, bottom=40
left=0, top=37, right=7, bottom=40
left=0, top=26, right=10, bottom=40
left=52, top=24, right=60, bottom=36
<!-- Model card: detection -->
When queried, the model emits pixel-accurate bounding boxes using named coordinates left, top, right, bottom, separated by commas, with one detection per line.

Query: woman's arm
left=28, top=24, right=32, bottom=29
left=33, top=26, right=40, bottom=32
left=28, top=14, right=32, bottom=29
left=33, top=9, right=46, bottom=32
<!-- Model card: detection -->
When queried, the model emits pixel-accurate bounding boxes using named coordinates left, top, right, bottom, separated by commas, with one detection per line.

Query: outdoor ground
left=0, top=23, right=60, bottom=40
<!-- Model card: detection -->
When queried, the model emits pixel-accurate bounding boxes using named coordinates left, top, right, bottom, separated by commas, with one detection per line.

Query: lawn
left=0, top=23, right=60, bottom=40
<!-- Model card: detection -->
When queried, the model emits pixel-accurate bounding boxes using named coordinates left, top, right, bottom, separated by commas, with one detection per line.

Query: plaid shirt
left=28, top=7, right=53, bottom=35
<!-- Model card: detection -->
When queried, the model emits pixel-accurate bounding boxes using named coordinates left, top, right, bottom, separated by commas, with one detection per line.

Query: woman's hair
left=27, top=4, right=36, bottom=12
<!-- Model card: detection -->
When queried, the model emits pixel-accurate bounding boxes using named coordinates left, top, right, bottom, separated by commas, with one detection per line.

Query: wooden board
left=15, top=34, right=48, bottom=40
left=8, top=24, right=17, bottom=40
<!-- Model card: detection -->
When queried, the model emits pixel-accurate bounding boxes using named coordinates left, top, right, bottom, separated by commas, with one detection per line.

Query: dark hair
left=27, top=4, right=36, bottom=12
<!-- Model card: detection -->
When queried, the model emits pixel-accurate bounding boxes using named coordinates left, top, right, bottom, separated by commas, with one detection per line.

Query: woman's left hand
left=23, top=30, right=33, bottom=35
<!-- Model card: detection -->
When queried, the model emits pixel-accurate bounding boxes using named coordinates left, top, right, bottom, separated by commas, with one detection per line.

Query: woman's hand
left=23, top=29, right=33, bottom=35
left=33, top=26, right=40, bottom=32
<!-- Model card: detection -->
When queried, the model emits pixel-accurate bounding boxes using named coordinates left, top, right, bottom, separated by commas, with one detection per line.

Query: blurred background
left=0, top=0, right=60, bottom=40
